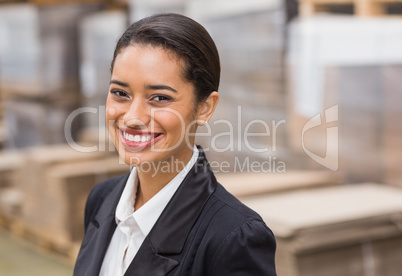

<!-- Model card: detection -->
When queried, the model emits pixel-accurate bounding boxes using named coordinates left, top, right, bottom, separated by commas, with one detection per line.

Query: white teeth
left=123, top=131, right=154, bottom=143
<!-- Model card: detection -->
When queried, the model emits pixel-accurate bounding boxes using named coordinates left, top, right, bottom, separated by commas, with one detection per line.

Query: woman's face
left=106, top=45, right=198, bottom=168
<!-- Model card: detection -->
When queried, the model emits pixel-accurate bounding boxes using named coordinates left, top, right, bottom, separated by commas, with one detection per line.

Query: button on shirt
left=99, top=146, right=199, bottom=276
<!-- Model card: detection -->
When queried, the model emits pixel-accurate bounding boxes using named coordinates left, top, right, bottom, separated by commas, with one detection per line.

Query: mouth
left=118, top=128, right=163, bottom=149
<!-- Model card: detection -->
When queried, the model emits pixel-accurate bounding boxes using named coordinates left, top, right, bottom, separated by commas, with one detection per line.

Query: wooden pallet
left=300, top=0, right=402, bottom=17
left=0, top=0, right=122, bottom=7
left=30, top=0, right=105, bottom=5
left=0, top=0, right=106, bottom=5
left=0, top=213, right=79, bottom=265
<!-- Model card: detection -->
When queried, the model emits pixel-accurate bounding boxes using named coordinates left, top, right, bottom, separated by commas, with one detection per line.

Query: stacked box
left=382, top=65, right=402, bottom=186
left=336, top=66, right=382, bottom=183
left=188, top=1, right=287, bottom=169
left=79, top=10, right=128, bottom=128
left=0, top=4, right=41, bottom=95
left=128, top=0, right=186, bottom=22
left=18, top=144, right=127, bottom=245
left=0, top=3, right=102, bottom=97
left=289, top=65, right=402, bottom=184
left=216, top=170, right=342, bottom=198
left=298, top=0, right=402, bottom=17
left=0, top=3, right=103, bottom=150
left=0, top=151, right=24, bottom=222
left=0, top=150, right=23, bottom=188
left=77, top=126, right=115, bottom=154
left=287, top=17, right=402, bottom=184
left=43, top=157, right=129, bottom=244
left=0, top=188, right=23, bottom=220
left=3, top=96, right=80, bottom=148
left=0, top=121, right=5, bottom=149
left=242, top=183, right=402, bottom=276
left=189, top=0, right=285, bottom=107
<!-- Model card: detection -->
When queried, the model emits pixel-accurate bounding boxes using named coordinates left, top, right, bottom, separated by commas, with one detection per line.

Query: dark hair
left=111, top=13, right=220, bottom=103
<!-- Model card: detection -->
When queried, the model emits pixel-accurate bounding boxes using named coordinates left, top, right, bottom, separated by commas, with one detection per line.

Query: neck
left=134, top=147, right=194, bottom=210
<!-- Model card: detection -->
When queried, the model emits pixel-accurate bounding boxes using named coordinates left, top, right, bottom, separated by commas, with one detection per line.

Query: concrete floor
left=0, top=229, right=73, bottom=276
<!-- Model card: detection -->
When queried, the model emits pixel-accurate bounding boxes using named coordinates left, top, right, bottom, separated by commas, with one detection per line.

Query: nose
left=123, top=99, right=151, bottom=129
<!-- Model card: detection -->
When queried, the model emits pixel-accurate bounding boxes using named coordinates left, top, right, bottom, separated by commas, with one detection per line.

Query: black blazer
left=74, top=148, right=276, bottom=276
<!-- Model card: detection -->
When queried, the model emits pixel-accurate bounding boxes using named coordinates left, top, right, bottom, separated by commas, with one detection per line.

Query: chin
left=117, top=145, right=166, bottom=168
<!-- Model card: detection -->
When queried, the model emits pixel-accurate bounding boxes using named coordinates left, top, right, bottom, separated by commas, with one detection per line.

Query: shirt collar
left=115, top=146, right=199, bottom=237
left=115, top=167, right=137, bottom=224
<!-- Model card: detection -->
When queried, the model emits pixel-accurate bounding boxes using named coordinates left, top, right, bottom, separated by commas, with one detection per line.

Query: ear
left=196, top=91, right=219, bottom=126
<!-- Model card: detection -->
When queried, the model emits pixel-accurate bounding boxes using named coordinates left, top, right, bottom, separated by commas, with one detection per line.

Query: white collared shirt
left=99, top=146, right=199, bottom=276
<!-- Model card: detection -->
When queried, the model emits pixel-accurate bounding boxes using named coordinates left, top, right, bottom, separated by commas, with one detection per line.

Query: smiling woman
left=74, top=13, right=276, bottom=276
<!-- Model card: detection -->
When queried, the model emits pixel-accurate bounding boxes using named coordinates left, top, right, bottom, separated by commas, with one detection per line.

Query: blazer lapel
left=124, top=237, right=179, bottom=276
left=125, top=147, right=217, bottom=275
left=75, top=175, right=128, bottom=276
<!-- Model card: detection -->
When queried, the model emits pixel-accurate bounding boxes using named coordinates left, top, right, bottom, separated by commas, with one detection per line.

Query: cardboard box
left=287, top=17, right=402, bottom=184
left=288, top=65, right=402, bottom=184
left=41, top=157, right=129, bottom=244
left=0, top=188, right=23, bottom=220
left=382, top=66, right=402, bottom=186
left=216, top=170, right=342, bottom=197
left=0, top=121, right=6, bottom=149
left=129, top=0, right=186, bottom=22
left=79, top=11, right=127, bottom=128
left=0, top=3, right=101, bottom=97
left=3, top=97, right=80, bottom=148
left=189, top=5, right=287, bottom=167
left=242, top=183, right=402, bottom=276
left=17, top=144, right=126, bottom=244
left=0, top=150, right=24, bottom=188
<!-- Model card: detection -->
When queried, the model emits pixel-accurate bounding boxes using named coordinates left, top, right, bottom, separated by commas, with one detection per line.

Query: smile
left=123, top=132, right=154, bottom=142
left=119, top=128, right=163, bottom=149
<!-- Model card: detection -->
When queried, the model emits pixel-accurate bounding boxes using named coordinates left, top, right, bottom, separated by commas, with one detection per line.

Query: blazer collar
left=125, top=147, right=217, bottom=274
left=94, top=174, right=128, bottom=225
left=81, top=147, right=217, bottom=276
left=148, top=146, right=217, bottom=254
left=75, top=174, right=128, bottom=276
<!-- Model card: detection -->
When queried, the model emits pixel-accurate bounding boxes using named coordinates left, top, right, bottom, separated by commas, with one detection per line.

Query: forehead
left=114, top=45, right=185, bottom=74
left=112, top=45, right=193, bottom=92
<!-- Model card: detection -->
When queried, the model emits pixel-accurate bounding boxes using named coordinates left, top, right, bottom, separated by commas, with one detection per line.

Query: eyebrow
left=110, top=80, right=177, bottom=93
left=110, top=80, right=130, bottom=87
left=146, top=84, right=177, bottom=93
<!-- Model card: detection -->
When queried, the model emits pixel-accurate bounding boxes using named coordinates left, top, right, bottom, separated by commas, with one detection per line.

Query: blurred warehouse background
left=0, top=0, right=402, bottom=275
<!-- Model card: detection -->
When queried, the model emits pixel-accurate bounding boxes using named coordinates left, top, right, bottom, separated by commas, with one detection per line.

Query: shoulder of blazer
left=203, top=184, right=277, bottom=275
left=212, top=183, right=266, bottom=222
left=205, top=183, right=275, bottom=243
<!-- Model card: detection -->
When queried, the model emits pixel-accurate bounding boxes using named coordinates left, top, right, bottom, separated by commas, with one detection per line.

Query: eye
left=151, top=95, right=173, bottom=103
left=110, top=89, right=129, bottom=98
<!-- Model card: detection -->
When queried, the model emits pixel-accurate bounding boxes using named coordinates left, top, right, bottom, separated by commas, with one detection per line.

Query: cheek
left=153, top=109, right=196, bottom=136
left=154, top=111, right=184, bottom=134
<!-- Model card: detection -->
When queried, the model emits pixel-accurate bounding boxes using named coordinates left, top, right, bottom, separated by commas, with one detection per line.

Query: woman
left=74, top=13, right=276, bottom=276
